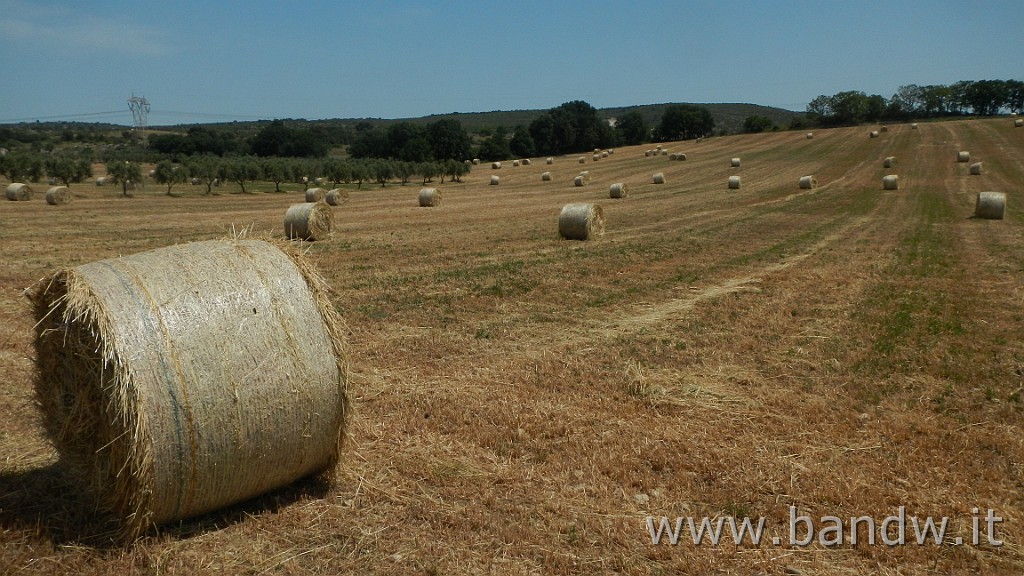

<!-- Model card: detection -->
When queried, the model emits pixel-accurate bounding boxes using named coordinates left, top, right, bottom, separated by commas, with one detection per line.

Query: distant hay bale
left=644, top=150, right=651, bottom=157
left=970, top=162, right=983, bottom=176
left=609, top=183, right=628, bottom=198
left=97, top=177, right=112, bottom=186
left=314, top=177, right=326, bottom=186
left=512, top=160, right=520, bottom=167
left=608, top=149, right=614, bottom=154
left=558, top=203, right=605, bottom=240
left=472, top=158, right=480, bottom=165
left=5, top=182, right=33, bottom=201
left=325, top=188, right=349, bottom=206
left=190, top=177, right=201, bottom=185
left=652, top=172, right=665, bottom=184
left=522, top=158, right=531, bottom=166
left=660, top=149, right=668, bottom=156
left=730, top=157, right=741, bottom=167
left=285, top=202, right=334, bottom=241
left=880, top=126, right=888, bottom=132
left=541, top=171, right=552, bottom=181
left=975, top=191, right=1006, bottom=219
left=418, top=188, right=441, bottom=207
left=1015, top=118, right=1023, bottom=127
left=490, top=175, right=500, bottom=185
left=45, top=186, right=72, bottom=205
left=31, top=238, right=348, bottom=541
left=601, top=151, right=609, bottom=157
left=574, top=172, right=590, bottom=186
left=147, top=169, right=155, bottom=178
left=728, top=176, right=741, bottom=190
left=798, top=176, right=817, bottom=189
left=656, top=145, right=662, bottom=150
left=546, top=157, right=554, bottom=165
left=578, top=156, right=586, bottom=164
left=882, top=175, right=899, bottom=190
left=492, top=162, right=501, bottom=169
left=957, top=151, right=970, bottom=163
left=884, top=156, right=896, bottom=168
left=592, top=154, right=600, bottom=161
left=870, top=131, right=879, bottom=138
left=305, top=187, right=327, bottom=203
left=669, top=153, right=687, bottom=161
left=806, top=132, right=814, bottom=139
left=911, top=123, right=919, bottom=129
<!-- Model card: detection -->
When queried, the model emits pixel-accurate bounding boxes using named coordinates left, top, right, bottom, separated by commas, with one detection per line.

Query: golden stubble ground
left=1, top=118, right=1023, bottom=575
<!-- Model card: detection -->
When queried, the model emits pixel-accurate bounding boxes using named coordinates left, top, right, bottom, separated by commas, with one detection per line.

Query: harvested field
left=1, top=118, right=1023, bottom=575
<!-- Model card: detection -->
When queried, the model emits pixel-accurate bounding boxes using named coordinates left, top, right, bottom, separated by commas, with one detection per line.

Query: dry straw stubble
left=31, top=238, right=349, bottom=541
left=558, top=203, right=605, bottom=240
left=285, top=201, right=334, bottom=241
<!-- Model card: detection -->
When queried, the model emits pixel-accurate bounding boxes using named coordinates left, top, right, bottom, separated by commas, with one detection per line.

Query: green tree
left=1, top=150, right=44, bottom=182
left=528, top=100, right=613, bottom=155
left=187, top=155, right=222, bottom=195
left=427, top=119, right=471, bottom=161
left=395, top=161, right=415, bottom=185
left=350, top=160, right=369, bottom=190
left=509, top=125, right=536, bottom=158
left=615, top=111, right=649, bottom=146
left=386, top=122, right=431, bottom=162
left=477, top=126, right=511, bottom=161
left=372, top=159, right=394, bottom=187
left=154, top=160, right=187, bottom=195
left=655, top=104, right=715, bottom=141
left=223, top=157, right=261, bottom=193
left=742, top=115, right=774, bottom=133
left=44, top=156, right=92, bottom=187
left=261, top=157, right=294, bottom=192
left=106, top=160, right=142, bottom=197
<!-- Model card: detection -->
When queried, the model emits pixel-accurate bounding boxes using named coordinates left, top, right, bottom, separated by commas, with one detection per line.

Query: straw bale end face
left=45, top=186, right=72, bottom=205
left=5, top=183, right=33, bottom=201
left=285, top=202, right=333, bottom=241
left=882, top=175, right=899, bottom=190
left=974, top=191, right=1006, bottom=220
left=31, top=239, right=349, bottom=541
left=558, top=203, right=604, bottom=240
left=418, top=188, right=441, bottom=207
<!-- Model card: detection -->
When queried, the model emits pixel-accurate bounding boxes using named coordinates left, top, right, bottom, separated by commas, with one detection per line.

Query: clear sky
left=1, top=0, right=1021, bottom=126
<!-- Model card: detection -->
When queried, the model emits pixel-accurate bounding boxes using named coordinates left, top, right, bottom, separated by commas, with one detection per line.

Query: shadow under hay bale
left=30, top=238, right=349, bottom=542
left=558, top=203, right=604, bottom=240
left=418, top=187, right=441, bottom=207
left=285, top=202, right=333, bottom=241
left=974, top=191, right=1006, bottom=220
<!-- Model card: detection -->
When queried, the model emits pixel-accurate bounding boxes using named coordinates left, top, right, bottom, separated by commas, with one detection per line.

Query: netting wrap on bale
left=31, top=238, right=349, bottom=541
left=285, top=202, right=333, bottom=241
left=558, top=203, right=605, bottom=241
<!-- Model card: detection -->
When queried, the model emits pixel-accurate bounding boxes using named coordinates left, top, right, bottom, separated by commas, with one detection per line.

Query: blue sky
left=1, top=0, right=1021, bottom=126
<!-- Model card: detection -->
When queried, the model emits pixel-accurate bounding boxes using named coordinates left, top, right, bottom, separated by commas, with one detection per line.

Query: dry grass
left=1, top=119, right=1023, bottom=574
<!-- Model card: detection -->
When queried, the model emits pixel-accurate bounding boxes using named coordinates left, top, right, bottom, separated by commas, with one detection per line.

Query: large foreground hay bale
left=558, top=203, right=604, bottom=240
left=970, top=162, right=983, bottom=175
left=798, top=176, right=817, bottom=189
left=5, top=182, right=33, bottom=201
left=418, top=187, right=441, bottom=207
left=285, top=202, right=333, bottom=241
left=325, top=188, right=349, bottom=206
left=304, top=187, right=327, bottom=202
left=975, top=191, right=1006, bottom=219
left=957, top=151, right=970, bottom=163
left=882, top=175, right=899, bottom=190
left=728, top=175, right=741, bottom=190
left=31, top=238, right=349, bottom=541
left=609, top=183, right=628, bottom=198
left=652, top=172, right=665, bottom=184
left=45, top=186, right=72, bottom=205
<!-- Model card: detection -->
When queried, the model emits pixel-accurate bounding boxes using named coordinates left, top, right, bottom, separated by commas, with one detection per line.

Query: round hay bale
left=911, top=123, right=919, bottom=129
left=806, top=132, right=814, bottom=139
left=472, top=158, right=480, bottom=165
left=546, top=157, right=554, bottom=165
left=45, top=186, right=72, bottom=205
left=660, top=149, right=668, bottom=156
left=652, top=172, right=665, bottom=184
left=418, top=187, right=441, bottom=207
left=31, top=239, right=348, bottom=542
left=957, top=151, right=970, bottom=163
left=541, top=171, right=552, bottom=181
left=592, top=154, right=600, bottom=161
left=882, top=175, right=899, bottom=190
left=969, top=162, right=983, bottom=176
left=975, top=191, right=1006, bottom=220
left=574, top=173, right=589, bottom=187
left=1015, top=118, right=1023, bottom=128
left=730, top=157, right=741, bottom=167
left=325, top=188, right=349, bottom=206
left=522, top=158, right=532, bottom=166
left=491, top=162, right=501, bottom=169
left=5, top=182, right=33, bottom=201
left=884, top=156, right=896, bottom=168
left=870, top=131, right=879, bottom=138
left=304, top=187, right=327, bottom=203
left=728, top=175, right=741, bottom=190
left=798, top=176, right=817, bottom=189
left=578, top=156, right=586, bottom=164
left=490, top=175, right=500, bottom=185
left=285, top=202, right=334, bottom=241
left=190, top=177, right=201, bottom=185
left=512, top=160, right=520, bottom=167
left=97, top=177, right=112, bottom=186
left=601, top=151, right=608, bottom=158
left=880, top=126, right=888, bottom=132
left=644, top=150, right=651, bottom=157
left=558, top=203, right=605, bottom=240
left=609, top=183, right=628, bottom=198
left=608, top=149, right=614, bottom=154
